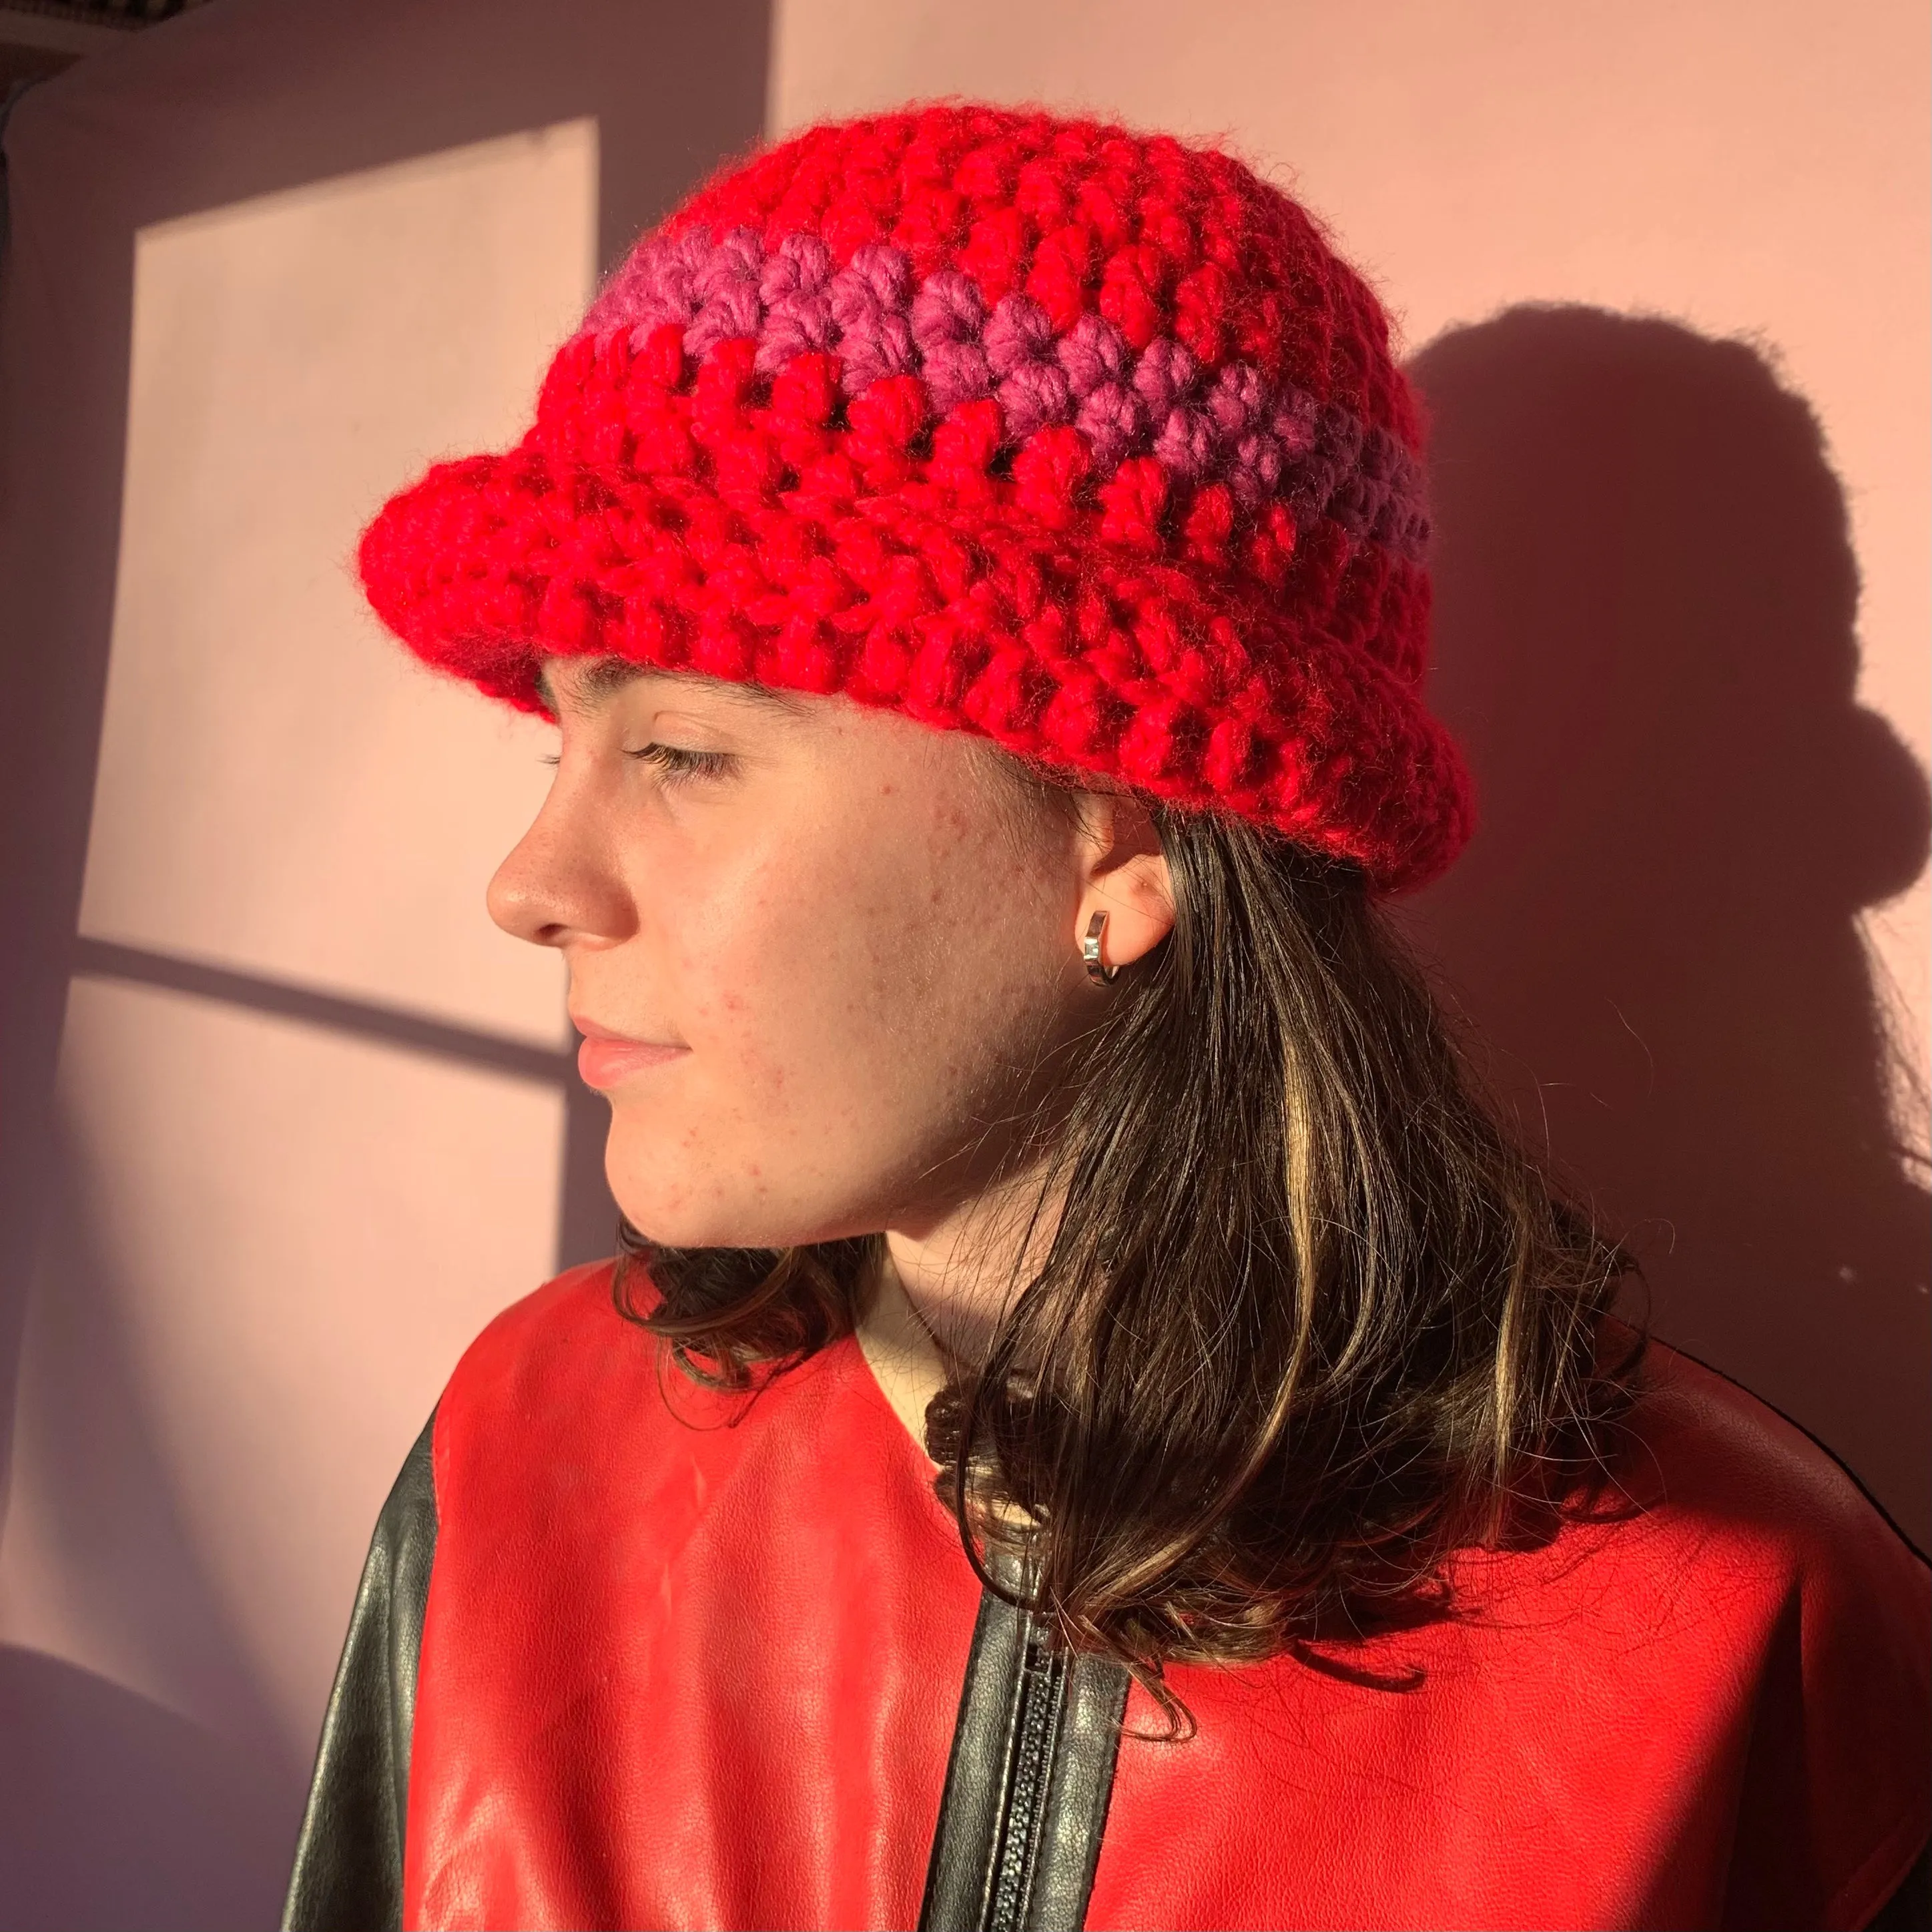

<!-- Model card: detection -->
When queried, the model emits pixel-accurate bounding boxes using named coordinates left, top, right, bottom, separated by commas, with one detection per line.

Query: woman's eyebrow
left=534, top=657, right=810, bottom=720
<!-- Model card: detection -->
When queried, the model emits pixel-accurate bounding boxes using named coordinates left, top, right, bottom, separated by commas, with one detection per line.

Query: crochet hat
left=359, top=103, right=1472, bottom=890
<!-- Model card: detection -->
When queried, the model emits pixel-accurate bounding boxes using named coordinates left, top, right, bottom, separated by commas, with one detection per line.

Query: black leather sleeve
left=281, top=1411, right=439, bottom=1932
left=1869, top=1840, right=1932, bottom=1931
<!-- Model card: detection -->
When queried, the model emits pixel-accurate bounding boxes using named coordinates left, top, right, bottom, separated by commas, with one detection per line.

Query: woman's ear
left=1074, top=792, right=1175, bottom=971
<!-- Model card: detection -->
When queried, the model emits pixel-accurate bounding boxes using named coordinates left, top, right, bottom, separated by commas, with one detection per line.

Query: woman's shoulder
left=1258, top=1329, right=1930, bottom=1760
left=444, top=1255, right=636, bottom=1394
left=1169, top=1338, right=1929, bottom=1929
left=1440, top=1332, right=1931, bottom=1667
left=424, top=1256, right=877, bottom=1496
left=1539, top=1337, right=1930, bottom=1926
left=1612, top=1335, right=1927, bottom=1596
left=432, top=1254, right=761, bottom=1431
left=426, top=1259, right=650, bottom=1485
left=1451, top=1332, right=1928, bottom=1917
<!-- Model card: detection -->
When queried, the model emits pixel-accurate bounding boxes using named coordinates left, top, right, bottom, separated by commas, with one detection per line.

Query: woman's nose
left=486, top=782, right=635, bottom=949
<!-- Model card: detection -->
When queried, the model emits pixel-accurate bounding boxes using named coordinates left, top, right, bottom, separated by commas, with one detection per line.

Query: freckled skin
left=487, top=659, right=1174, bottom=1349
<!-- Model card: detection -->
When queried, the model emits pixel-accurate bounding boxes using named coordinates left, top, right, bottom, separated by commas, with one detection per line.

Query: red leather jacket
left=285, top=1261, right=1930, bottom=1931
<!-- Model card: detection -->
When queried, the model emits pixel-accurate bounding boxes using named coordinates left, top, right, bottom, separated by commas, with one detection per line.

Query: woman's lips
left=573, top=1021, right=688, bottom=1090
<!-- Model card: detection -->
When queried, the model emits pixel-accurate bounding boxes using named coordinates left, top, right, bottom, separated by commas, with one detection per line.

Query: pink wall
left=0, top=3, right=1923, bottom=1927
left=768, top=0, right=1931, bottom=1538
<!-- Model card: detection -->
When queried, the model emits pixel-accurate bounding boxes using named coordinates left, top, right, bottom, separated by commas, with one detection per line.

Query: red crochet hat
left=359, top=103, right=1472, bottom=890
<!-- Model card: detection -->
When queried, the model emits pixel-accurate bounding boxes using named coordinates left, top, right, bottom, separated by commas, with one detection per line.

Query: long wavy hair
left=614, top=751, right=1640, bottom=1688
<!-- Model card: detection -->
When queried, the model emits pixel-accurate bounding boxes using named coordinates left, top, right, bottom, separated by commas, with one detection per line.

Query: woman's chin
left=604, top=1163, right=832, bottom=1255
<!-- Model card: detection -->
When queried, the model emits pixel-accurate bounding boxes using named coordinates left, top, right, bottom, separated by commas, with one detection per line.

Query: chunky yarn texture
left=360, top=104, right=1472, bottom=889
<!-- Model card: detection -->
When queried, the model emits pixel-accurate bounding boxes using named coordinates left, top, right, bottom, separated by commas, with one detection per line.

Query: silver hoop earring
left=1082, top=910, right=1118, bottom=985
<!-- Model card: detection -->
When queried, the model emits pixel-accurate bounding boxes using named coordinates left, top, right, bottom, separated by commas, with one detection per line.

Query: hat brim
left=358, top=444, right=1471, bottom=892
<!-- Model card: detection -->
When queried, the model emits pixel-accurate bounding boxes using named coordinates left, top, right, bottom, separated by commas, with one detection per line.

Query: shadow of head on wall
left=1399, top=304, right=1931, bottom=1548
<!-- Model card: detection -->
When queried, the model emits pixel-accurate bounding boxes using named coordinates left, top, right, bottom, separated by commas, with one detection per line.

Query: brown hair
left=615, top=760, right=1640, bottom=1688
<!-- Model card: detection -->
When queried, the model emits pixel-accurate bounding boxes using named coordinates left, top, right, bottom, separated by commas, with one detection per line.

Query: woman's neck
left=856, top=1155, right=1066, bottom=1453
left=852, top=1252, right=950, bottom=1456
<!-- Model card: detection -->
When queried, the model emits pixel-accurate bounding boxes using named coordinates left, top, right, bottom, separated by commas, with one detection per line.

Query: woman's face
left=487, top=657, right=1167, bottom=1251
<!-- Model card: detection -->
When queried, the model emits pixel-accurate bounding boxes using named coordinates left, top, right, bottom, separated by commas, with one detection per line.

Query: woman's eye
left=625, top=742, right=735, bottom=783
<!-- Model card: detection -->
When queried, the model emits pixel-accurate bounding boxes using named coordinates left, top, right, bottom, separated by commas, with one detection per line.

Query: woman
left=282, top=104, right=1929, bottom=1931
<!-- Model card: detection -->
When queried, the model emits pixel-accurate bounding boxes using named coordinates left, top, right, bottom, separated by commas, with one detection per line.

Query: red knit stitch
left=357, top=102, right=1472, bottom=890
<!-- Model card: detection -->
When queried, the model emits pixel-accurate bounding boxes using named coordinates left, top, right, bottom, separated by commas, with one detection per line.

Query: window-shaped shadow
left=0, top=3, right=770, bottom=1926
left=1, top=0, right=770, bottom=1482
left=1401, top=306, right=1930, bottom=1546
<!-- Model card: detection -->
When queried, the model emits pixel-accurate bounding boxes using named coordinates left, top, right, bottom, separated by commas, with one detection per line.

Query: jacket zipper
left=918, top=1570, right=1129, bottom=1932
left=983, top=1616, right=1070, bottom=1931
